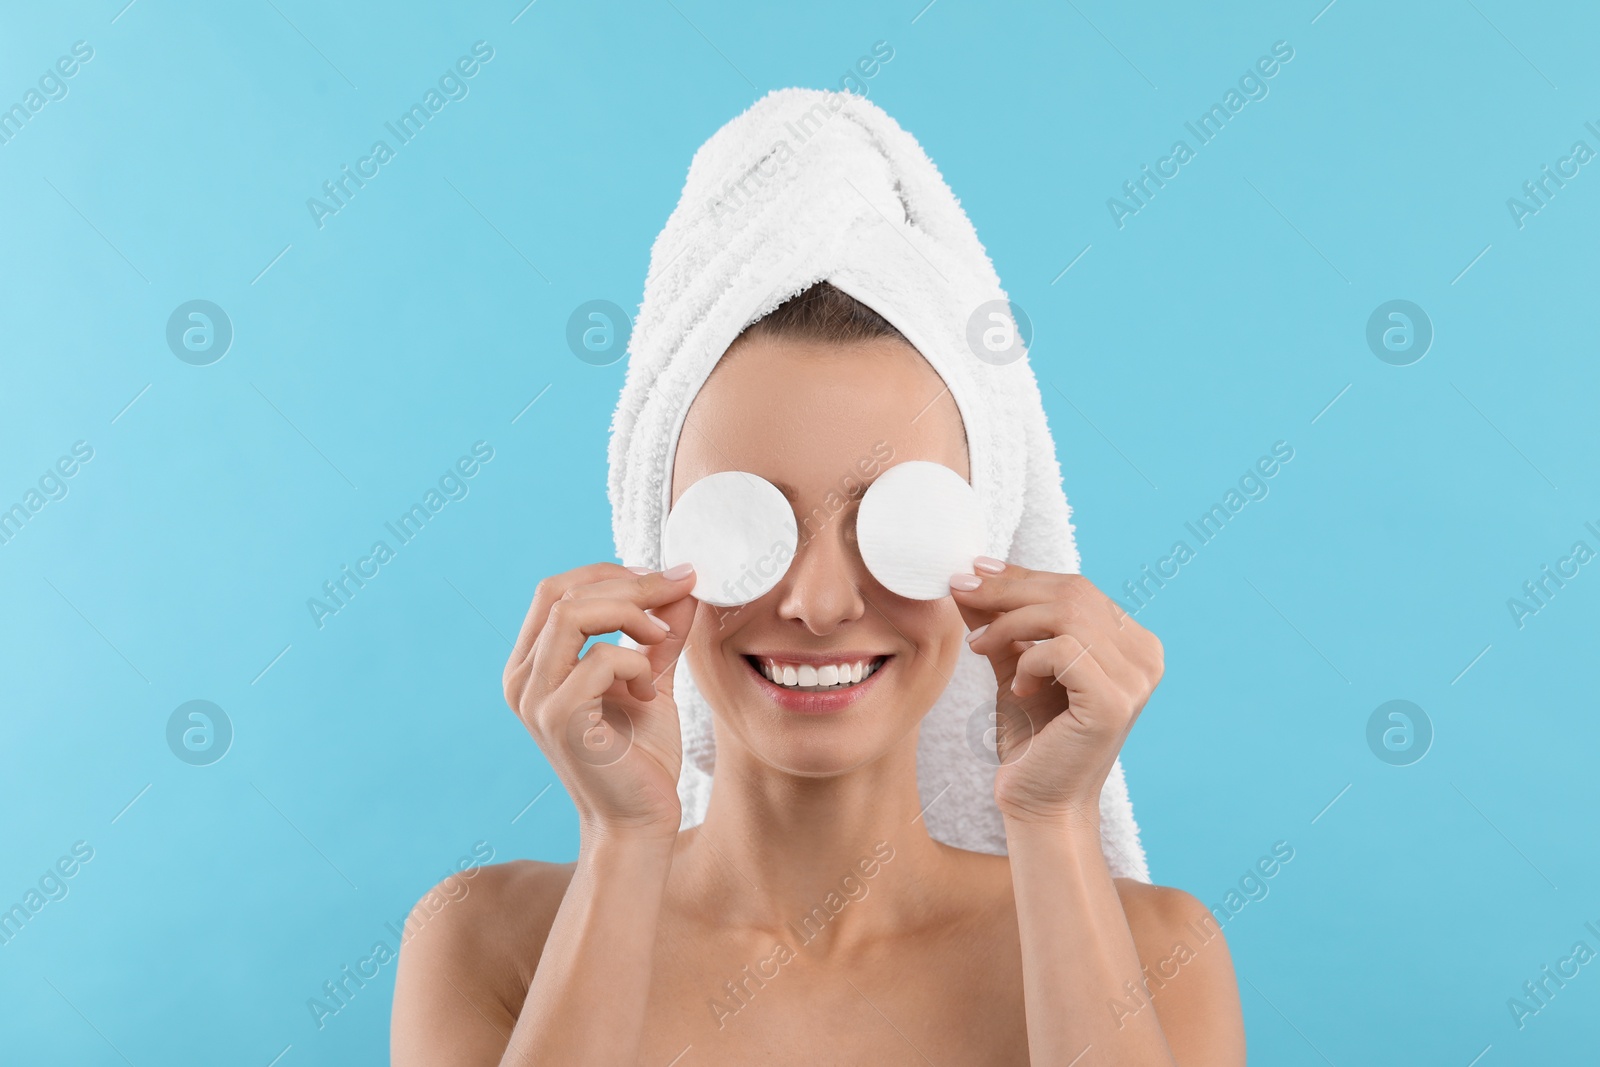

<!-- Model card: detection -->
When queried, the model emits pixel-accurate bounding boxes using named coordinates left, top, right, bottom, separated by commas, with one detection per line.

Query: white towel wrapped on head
left=607, top=87, right=1150, bottom=882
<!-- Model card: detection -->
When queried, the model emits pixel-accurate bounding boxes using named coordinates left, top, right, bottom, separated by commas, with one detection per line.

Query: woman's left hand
left=952, top=558, right=1164, bottom=829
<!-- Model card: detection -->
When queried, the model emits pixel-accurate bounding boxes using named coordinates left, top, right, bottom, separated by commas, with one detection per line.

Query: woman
left=393, top=90, right=1245, bottom=1065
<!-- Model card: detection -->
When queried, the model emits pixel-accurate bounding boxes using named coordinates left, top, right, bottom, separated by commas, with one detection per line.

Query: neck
left=677, top=733, right=953, bottom=947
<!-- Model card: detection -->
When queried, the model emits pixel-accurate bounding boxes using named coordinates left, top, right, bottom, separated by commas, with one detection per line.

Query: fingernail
left=626, top=566, right=653, bottom=575
left=974, top=555, right=1006, bottom=574
left=663, top=562, right=695, bottom=580
left=1010, top=675, right=1022, bottom=694
left=645, top=610, right=672, bottom=632
left=965, top=624, right=988, bottom=643
left=949, top=573, right=983, bottom=592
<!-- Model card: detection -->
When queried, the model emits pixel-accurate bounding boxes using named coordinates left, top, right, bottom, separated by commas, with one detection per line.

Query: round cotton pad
left=857, top=460, right=988, bottom=600
left=661, top=471, right=798, bottom=607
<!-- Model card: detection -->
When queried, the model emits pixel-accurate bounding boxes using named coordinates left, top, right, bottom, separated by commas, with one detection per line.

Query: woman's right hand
left=503, top=562, right=698, bottom=842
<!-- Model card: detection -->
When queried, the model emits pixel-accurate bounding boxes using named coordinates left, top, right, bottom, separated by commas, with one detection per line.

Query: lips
left=742, top=653, right=892, bottom=714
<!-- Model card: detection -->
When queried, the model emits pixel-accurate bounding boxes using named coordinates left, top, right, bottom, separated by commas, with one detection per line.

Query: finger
left=951, top=564, right=1099, bottom=617
left=944, top=555, right=1009, bottom=631
left=512, top=563, right=635, bottom=666
left=967, top=599, right=1098, bottom=656
left=526, top=596, right=679, bottom=697
left=950, top=589, right=1003, bottom=645
left=641, top=590, right=697, bottom=698
left=559, top=642, right=659, bottom=706
left=511, top=564, right=696, bottom=667
left=508, top=565, right=697, bottom=694
left=1021, top=632, right=1147, bottom=746
left=1012, top=632, right=1115, bottom=702
left=952, top=561, right=1065, bottom=684
left=561, top=567, right=700, bottom=611
left=967, top=599, right=1140, bottom=689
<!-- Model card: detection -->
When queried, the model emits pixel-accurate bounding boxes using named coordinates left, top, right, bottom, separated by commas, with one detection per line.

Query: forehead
left=669, top=333, right=968, bottom=507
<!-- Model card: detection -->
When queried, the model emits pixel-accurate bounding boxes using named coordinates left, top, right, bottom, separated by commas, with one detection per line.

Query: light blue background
left=2, top=0, right=1596, bottom=1063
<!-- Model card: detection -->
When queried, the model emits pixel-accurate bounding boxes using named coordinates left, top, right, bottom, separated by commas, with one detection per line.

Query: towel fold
left=607, top=88, right=1150, bottom=881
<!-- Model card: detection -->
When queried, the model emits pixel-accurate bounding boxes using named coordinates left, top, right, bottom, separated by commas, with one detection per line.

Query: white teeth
left=758, top=657, right=882, bottom=690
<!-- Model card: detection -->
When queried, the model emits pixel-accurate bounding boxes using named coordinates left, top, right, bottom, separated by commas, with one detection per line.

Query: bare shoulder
left=1114, top=879, right=1246, bottom=1065
left=390, top=859, right=576, bottom=1065
left=1115, top=879, right=1217, bottom=944
left=405, top=858, right=576, bottom=975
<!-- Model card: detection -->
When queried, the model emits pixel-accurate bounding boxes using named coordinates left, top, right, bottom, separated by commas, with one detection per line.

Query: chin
left=734, top=731, right=903, bottom=780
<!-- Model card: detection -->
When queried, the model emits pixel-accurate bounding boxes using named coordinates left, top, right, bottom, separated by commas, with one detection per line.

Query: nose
left=775, top=518, right=867, bottom=636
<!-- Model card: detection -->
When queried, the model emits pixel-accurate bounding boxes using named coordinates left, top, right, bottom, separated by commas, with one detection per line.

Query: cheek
left=685, top=602, right=758, bottom=691
left=685, top=611, right=724, bottom=677
left=889, top=601, right=965, bottom=681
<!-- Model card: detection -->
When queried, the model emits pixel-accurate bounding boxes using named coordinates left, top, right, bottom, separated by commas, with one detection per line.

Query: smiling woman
left=390, top=88, right=1245, bottom=1065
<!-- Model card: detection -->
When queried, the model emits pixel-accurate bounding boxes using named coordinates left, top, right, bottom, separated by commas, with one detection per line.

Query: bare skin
left=392, top=334, right=1247, bottom=1065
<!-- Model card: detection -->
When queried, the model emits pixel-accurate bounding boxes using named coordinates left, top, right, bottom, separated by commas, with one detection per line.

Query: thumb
left=644, top=591, right=697, bottom=697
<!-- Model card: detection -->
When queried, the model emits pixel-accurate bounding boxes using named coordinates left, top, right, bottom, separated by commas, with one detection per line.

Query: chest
left=636, top=918, right=1031, bottom=1066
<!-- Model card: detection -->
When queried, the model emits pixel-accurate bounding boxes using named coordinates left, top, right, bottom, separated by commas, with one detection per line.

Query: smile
left=750, top=655, right=888, bottom=691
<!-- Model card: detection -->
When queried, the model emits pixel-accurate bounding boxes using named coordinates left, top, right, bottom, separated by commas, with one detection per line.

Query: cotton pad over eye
left=857, top=460, right=988, bottom=600
left=661, top=471, right=798, bottom=607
